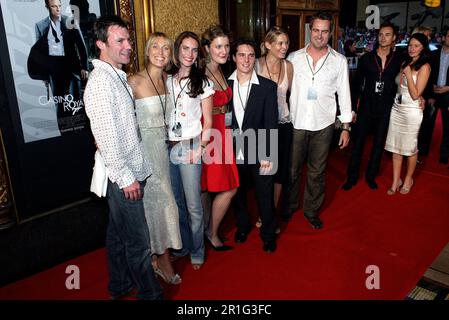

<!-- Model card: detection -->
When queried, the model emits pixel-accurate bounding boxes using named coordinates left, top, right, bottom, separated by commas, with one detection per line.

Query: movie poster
left=376, top=1, right=446, bottom=33
left=376, top=2, right=408, bottom=30
left=406, top=0, right=443, bottom=32
left=0, top=0, right=100, bottom=143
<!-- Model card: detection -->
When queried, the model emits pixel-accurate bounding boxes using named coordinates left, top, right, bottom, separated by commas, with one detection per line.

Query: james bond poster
left=1, top=0, right=100, bottom=142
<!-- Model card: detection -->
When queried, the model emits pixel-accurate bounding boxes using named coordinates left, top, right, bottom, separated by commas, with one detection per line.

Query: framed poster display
left=0, top=0, right=153, bottom=222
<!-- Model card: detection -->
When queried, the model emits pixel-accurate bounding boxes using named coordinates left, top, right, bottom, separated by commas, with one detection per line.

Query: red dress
left=201, top=87, right=240, bottom=192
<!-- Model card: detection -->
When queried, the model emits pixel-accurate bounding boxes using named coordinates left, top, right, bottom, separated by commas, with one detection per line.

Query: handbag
left=27, top=37, right=50, bottom=81
left=90, top=150, right=109, bottom=197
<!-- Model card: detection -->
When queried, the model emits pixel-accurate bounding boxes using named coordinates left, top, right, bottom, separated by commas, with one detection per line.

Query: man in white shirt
left=84, top=16, right=162, bottom=300
left=282, top=12, right=352, bottom=229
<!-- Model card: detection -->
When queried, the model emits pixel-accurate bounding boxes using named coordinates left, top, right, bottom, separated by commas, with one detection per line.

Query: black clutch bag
left=27, top=37, right=50, bottom=81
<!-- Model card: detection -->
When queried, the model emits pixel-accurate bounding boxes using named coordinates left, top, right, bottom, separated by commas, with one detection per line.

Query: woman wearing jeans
left=167, top=31, right=213, bottom=270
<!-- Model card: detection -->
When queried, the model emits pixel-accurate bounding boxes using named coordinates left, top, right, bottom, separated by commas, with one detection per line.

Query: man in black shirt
left=342, top=22, right=404, bottom=190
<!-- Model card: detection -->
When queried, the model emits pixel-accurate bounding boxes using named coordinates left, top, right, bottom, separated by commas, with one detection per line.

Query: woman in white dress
left=385, top=33, right=430, bottom=195
left=128, top=33, right=182, bottom=284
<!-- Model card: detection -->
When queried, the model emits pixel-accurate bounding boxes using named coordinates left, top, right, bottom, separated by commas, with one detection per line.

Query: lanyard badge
left=306, top=52, right=330, bottom=101
left=373, top=52, right=394, bottom=95
left=375, top=80, right=384, bottom=94
left=307, top=87, right=318, bottom=100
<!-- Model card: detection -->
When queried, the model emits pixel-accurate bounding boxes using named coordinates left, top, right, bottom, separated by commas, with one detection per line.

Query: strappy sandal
left=387, top=180, right=403, bottom=195
left=154, top=267, right=182, bottom=285
left=400, top=179, right=414, bottom=194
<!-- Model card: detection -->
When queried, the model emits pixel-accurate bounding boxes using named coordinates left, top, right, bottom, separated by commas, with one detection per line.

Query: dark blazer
left=228, top=74, right=278, bottom=165
left=33, top=15, right=88, bottom=77
left=430, top=48, right=449, bottom=106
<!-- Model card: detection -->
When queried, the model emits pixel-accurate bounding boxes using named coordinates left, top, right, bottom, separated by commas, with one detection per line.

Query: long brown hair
left=168, top=31, right=208, bottom=98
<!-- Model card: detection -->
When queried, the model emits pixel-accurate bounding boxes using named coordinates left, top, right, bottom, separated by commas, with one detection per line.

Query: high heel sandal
left=387, top=180, right=403, bottom=195
left=205, top=236, right=233, bottom=251
left=154, top=267, right=182, bottom=285
left=400, top=179, right=414, bottom=194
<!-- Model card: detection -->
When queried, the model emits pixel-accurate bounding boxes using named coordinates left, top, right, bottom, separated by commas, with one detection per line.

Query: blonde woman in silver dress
left=128, top=33, right=182, bottom=284
left=385, top=33, right=430, bottom=195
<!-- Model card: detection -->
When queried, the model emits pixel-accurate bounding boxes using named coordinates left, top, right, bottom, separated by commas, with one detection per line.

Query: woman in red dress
left=201, top=25, right=239, bottom=250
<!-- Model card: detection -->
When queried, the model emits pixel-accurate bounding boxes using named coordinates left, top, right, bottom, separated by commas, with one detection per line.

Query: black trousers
left=346, top=110, right=390, bottom=183
left=418, top=103, right=449, bottom=159
left=47, top=56, right=81, bottom=130
left=234, top=164, right=276, bottom=242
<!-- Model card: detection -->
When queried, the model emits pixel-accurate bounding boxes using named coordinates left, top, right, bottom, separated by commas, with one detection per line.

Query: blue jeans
left=169, top=143, right=204, bottom=265
left=106, top=180, right=163, bottom=300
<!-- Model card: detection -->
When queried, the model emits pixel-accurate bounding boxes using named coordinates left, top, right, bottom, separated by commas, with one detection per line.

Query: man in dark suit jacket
left=32, top=0, right=88, bottom=130
left=228, top=39, right=279, bottom=253
left=420, top=26, right=449, bottom=164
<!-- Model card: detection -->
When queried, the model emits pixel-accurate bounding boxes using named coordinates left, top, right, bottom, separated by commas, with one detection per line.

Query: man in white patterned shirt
left=84, top=16, right=162, bottom=300
left=282, top=12, right=352, bottom=229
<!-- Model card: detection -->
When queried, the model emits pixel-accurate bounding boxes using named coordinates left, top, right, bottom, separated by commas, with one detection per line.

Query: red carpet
left=1, top=113, right=448, bottom=300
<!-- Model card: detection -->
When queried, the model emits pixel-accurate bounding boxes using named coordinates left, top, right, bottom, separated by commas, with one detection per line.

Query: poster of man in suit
left=1, top=0, right=100, bottom=142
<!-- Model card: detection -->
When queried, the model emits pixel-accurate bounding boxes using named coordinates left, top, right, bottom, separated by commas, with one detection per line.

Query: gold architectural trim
left=116, top=0, right=154, bottom=73
left=116, top=0, right=138, bottom=74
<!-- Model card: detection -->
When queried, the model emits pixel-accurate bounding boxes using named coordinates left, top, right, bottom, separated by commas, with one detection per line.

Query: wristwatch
left=342, top=124, right=351, bottom=132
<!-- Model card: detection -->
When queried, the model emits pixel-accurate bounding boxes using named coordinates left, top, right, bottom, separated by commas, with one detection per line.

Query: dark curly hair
left=168, top=31, right=208, bottom=98
left=403, top=32, right=430, bottom=71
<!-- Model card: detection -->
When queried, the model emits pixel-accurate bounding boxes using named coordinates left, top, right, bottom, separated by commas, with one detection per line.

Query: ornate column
left=116, top=0, right=155, bottom=72
left=0, top=129, right=16, bottom=229
left=117, top=0, right=139, bottom=74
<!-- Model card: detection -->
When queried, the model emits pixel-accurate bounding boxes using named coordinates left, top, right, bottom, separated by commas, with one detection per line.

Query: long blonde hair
left=260, top=26, right=289, bottom=56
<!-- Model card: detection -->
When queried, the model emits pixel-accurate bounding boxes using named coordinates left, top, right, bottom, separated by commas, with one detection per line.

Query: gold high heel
left=152, top=259, right=182, bottom=285
left=154, top=267, right=182, bottom=285
left=387, top=180, right=403, bottom=195
left=400, top=179, right=414, bottom=194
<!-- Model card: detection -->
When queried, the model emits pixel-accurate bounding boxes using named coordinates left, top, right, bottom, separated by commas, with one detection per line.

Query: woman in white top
left=167, top=31, right=214, bottom=270
left=128, top=33, right=182, bottom=285
left=256, top=26, right=293, bottom=224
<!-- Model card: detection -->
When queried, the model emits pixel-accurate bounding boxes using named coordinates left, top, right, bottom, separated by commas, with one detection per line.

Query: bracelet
left=342, top=128, right=350, bottom=132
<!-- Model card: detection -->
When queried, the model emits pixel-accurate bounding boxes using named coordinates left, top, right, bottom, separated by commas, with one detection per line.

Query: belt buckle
left=221, top=105, right=228, bottom=114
